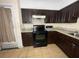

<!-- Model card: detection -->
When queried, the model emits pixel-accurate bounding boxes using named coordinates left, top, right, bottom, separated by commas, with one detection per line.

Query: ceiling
left=20, top=0, right=78, bottom=10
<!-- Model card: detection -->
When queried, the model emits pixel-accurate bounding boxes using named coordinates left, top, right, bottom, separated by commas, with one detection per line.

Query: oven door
left=33, top=31, right=47, bottom=47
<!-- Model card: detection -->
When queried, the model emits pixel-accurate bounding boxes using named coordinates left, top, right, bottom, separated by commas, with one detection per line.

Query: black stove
left=33, top=25, right=47, bottom=47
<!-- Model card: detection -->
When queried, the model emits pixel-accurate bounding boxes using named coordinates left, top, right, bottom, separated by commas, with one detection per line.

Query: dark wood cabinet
left=21, top=32, right=33, bottom=46
left=60, top=1, right=79, bottom=23
left=46, top=1, right=79, bottom=23
left=47, top=31, right=57, bottom=44
left=21, top=9, right=59, bottom=23
left=45, top=11, right=59, bottom=23
left=21, top=9, right=32, bottom=23
left=21, top=31, right=57, bottom=46
left=55, top=32, right=71, bottom=57
left=55, top=31, right=79, bottom=58
left=73, top=43, right=79, bottom=58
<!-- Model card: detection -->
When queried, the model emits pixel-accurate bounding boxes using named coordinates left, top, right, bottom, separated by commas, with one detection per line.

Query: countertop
left=21, top=28, right=33, bottom=32
left=53, top=28, right=79, bottom=40
left=21, top=27, right=79, bottom=40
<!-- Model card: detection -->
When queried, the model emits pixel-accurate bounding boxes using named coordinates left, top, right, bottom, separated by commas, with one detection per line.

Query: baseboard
left=1, top=42, right=18, bottom=49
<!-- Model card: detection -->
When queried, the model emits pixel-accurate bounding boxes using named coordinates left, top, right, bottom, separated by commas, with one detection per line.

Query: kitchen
left=21, top=0, right=79, bottom=58
left=0, top=0, right=79, bottom=58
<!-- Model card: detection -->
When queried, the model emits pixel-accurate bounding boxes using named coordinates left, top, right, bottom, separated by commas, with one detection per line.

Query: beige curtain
left=0, top=7, right=15, bottom=47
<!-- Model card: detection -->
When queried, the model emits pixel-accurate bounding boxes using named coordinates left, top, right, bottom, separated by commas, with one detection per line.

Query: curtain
left=0, top=7, right=15, bottom=48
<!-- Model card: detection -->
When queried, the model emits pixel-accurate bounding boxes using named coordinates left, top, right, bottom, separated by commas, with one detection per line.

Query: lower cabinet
left=47, top=31, right=57, bottom=44
left=56, top=32, right=79, bottom=58
left=73, top=43, right=79, bottom=58
left=21, top=32, right=33, bottom=46
left=21, top=31, right=56, bottom=46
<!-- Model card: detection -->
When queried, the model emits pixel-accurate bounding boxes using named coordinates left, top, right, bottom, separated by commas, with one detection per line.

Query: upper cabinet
left=60, top=1, right=79, bottom=23
left=21, top=1, right=79, bottom=23
left=21, top=9, right=32, bottom=23
left=21, top=9, right=59, bottom=23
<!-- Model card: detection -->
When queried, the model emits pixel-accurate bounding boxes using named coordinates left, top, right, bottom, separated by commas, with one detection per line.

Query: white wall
left=0, top=0, right=23, bottom=48
left=20, top=0, right=77, bottom=10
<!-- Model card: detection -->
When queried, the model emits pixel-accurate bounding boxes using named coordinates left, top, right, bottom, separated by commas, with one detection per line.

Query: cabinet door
left=73, top=43, right=79, bottom=58
left=56, top=32, right=74, bottom=57
left=21, top=32, right=33, bottom=46
left=47, top=31, right=56, bottom=44
left=63, top=36, right=73, bottom=57
left=60, top=1, right=78, bottom=23
left=21, top=9, right=32, bottom=23
left=56, top=32, right=63, bottom=46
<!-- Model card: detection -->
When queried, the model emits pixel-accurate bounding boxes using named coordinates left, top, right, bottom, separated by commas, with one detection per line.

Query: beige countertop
left=53, top=28, right=79, bottom=40
left=21, top=28, right=33, bottom=32
left=21, top=27, right=79, bottom=40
